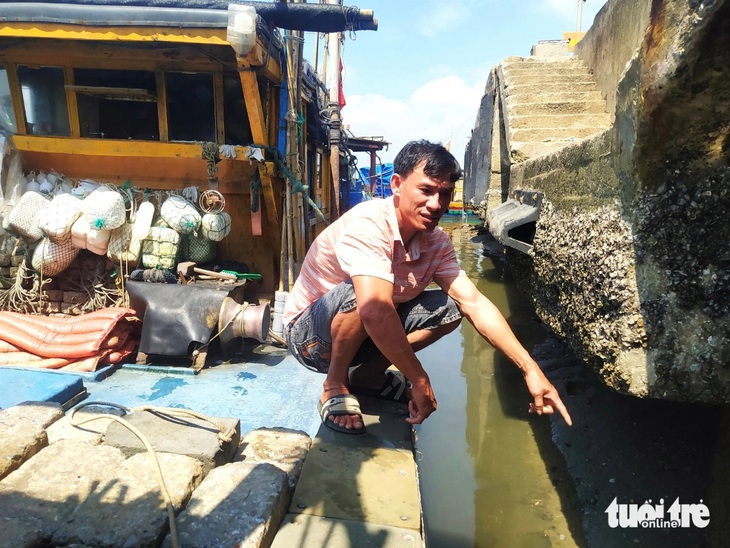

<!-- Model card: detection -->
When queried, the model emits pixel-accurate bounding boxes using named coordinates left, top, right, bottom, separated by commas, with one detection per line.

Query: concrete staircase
left=497, top=56, right=611, bottom=162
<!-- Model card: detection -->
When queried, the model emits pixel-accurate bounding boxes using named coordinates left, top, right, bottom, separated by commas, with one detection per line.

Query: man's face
left=392, top=162, right=455, bottom=236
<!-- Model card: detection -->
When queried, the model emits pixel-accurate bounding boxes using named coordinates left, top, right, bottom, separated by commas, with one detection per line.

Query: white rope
left=70, top=401, right=241, bottom=548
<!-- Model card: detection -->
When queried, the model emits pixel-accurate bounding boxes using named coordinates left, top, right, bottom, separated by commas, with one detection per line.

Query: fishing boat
left=0, top=0, right=381, bottom=369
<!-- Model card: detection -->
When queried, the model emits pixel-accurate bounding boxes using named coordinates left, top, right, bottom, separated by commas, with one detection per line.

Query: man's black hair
left=393, top=140, right=462, bottom=183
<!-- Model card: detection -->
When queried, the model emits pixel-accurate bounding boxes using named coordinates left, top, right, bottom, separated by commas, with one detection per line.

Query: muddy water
left=414, top=219, right=586, bottom=547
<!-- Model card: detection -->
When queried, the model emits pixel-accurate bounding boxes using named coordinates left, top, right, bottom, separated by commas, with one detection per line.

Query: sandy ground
left=534, top=333, right=729, bottom=548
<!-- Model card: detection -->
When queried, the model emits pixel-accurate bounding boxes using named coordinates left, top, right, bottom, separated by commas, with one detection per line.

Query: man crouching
left=283, top=139, right=572, bottom=434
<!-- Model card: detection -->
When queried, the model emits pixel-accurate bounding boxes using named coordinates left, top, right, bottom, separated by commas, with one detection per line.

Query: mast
left=326, top=0, right=342, bottom=219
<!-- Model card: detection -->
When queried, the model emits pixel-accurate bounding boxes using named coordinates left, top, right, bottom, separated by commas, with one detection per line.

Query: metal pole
left=576, top=0, right=585, bottom=32
left=369, top=151, right=376, bottom=194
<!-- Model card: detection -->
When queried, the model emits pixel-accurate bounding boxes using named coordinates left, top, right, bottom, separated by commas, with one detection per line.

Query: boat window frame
left=4, top=59, right=235, bottom=145
left=0, top=65, right=18, bottom=135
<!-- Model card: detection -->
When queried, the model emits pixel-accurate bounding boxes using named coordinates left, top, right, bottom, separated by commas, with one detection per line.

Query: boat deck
left=0, top=346, right=424, bottom=547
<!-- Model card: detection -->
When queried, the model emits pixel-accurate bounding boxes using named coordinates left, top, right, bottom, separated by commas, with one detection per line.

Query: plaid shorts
left=285, top=280, right=462, bottom=373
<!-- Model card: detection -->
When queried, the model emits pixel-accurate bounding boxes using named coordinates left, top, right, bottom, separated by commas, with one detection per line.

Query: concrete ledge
left=273, top=514, right=423, bottom=548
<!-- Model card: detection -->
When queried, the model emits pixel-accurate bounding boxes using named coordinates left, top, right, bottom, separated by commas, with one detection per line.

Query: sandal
left=317, top=393, right=366, bottom=435
left=350, top=370, right=410, bottom=404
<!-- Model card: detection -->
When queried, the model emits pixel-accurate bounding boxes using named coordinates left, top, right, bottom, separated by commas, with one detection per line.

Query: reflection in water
left=415, top=220, right=585, bottom=548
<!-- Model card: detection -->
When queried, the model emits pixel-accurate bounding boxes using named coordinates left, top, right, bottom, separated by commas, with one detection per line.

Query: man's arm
left=351, top=274, right=437, bottom=424
left=438, top=273, right=573, bottom=425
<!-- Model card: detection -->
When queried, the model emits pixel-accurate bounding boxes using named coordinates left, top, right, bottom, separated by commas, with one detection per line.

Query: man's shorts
left=285, top=280, right=463, bottom=374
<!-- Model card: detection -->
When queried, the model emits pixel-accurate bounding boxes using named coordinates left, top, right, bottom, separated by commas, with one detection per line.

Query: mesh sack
left=39, top=193, right=83, bottom=243
left=81, top=186, right=126, bottom=230
left=184, top=233, right=216, bottom=264
left=108, top=222, right=139, bottom=263
left=32, top=237, right=80, bottom=276
left=200, top=211, right=232, bottom=242
left=5, top=191, right=51, bottom=242
left=160, top=194, right=201, bottom=235
left=141, top=226, right=180, bottom=270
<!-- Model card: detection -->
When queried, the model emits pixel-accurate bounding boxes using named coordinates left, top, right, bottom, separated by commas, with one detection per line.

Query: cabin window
left=165, top=72, right=215, bottom=142
left=73, top=68, right=158, bottom=140
left=17, top=66, right=70, bottom=136
left=223, top=72, right=253, bottom=145
left=0, top=69, right=17, bottom=135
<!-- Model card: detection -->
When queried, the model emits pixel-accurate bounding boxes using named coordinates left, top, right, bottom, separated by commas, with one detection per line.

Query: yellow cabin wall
left=0, top=34, right=288, bottom=295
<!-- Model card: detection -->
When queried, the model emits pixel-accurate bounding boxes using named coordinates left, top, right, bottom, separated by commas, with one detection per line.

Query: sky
left=303, top=0, right=609, bottom=167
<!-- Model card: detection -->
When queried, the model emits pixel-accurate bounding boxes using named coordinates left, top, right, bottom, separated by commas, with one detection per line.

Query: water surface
left=415, top=219, right=585, bottom=547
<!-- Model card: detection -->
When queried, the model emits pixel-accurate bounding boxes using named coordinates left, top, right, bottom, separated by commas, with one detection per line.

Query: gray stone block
left=103, top=409, right=240, bottom=473
left=238, top=427, right=311, bottom=492
left=51, top=451, right=204, bottom=547
left=0, top=440, right=128, bottom=539
left=0, top=438, right=203, bottom=546
left=166, top=461, right=288, bottom=548
left=0, top=402, right=63, bottom=480
left=0, top=515, right=45, bottom=547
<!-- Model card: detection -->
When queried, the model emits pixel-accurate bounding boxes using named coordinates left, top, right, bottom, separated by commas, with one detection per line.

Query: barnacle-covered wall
left=488, top=0, right=730, bottom=403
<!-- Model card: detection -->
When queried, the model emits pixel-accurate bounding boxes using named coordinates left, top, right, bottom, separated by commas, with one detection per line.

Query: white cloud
left=412, top=1, right=472, bottom=38
left=342, top=74, right=483, bottom=166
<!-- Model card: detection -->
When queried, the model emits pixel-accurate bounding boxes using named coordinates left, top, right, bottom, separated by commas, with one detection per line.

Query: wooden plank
left=0, top=24, right=229, bottom=46
left=64, top=68, right=81, bottom=138
left=213, top=72, right=225, bottom=144
left=10, top=136, right=216, bottom=158
left=155, top=71, right=169, bottom=142
left=238, top=65, right=280, bottom=242
left=0, top=40, right=236, bottom=73
left=244, top=40, right=283, bottom=84
left=64, top=85, right=156, bottom=101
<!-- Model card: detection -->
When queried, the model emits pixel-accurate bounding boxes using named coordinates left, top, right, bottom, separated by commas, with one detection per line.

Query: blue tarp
left=349, top=163, right=394, bottom=208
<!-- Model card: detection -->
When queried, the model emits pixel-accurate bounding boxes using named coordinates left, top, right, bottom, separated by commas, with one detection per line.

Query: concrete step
left=511, top=140, right=576, bottom=159
left=502, top=56, right=589, bottom=69
left=503, top=72, right=598, bottom=86
left=508, top=112, right=612, bottom=129
left=509, top=100, right=608, bottom=116
left=504, top=81, right=601, bottom=94
left=505, top=90, right=604, bottom=103
left=511, top=127, right=607, bottom=142
left=502, top=64, right=591, bottom=79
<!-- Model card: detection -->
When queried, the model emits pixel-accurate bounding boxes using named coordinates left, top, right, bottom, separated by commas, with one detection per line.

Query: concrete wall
left=496, top=0, right=730, bottom=403
left=463, top=69, right=497, bottom=206
left=574, top=0, right=652, bottom=120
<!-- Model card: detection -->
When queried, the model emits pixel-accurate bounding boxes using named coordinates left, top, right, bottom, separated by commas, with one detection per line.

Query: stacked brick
left=0, top=250, right=123, bottom=316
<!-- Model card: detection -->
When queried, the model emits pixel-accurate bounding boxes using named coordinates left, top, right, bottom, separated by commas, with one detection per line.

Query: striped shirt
left=283, top=196, right=462, bottom=324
